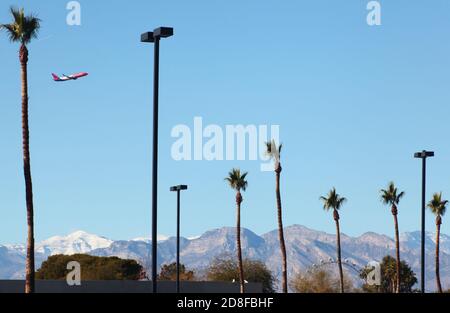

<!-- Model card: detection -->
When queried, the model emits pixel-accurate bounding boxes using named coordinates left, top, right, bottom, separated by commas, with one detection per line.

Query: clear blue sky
left=1, top=0, right=450, bottom=243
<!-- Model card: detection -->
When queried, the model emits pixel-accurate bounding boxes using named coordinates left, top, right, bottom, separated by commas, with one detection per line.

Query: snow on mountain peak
left=36, top=230, right=113, bottom=256
left=131, top=234, right=170, bottom=243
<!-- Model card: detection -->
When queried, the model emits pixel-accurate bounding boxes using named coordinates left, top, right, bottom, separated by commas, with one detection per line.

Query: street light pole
left=141, top=27, right=174, bottom=294
left=170, top=185, right=188, bottom=293
left=414, top=150, right=434, bottom=293
left=421, top=156, right=426, bottom=293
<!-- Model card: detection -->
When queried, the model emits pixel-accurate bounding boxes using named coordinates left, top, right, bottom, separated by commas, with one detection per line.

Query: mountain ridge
left=1, top=225, right=449, bottom=292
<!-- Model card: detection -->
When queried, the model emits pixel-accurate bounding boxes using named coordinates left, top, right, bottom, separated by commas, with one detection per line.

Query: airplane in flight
left=52, top=72, right=88, bottom=82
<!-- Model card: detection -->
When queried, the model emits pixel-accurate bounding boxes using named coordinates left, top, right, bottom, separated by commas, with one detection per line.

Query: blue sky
left=1, top=0, right=450, bottom=243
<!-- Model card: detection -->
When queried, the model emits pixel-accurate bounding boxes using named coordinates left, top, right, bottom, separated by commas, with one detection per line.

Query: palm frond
left=336, top=197, right=347, bottom=210
left=265, top=139, right=281, bottom=161
left=427, top=192, right=448, bottom=217
left=380, top=182, right=404, bottom=206
left=265, top=142, right=272, bottom=154
left=1, top=7, right=40, bottom=44
left=0, top=23, right=20, bottom=42
left=320, top=187, right=346, bottom=212
left=396, top=191, right=405, bottom=203
left=10, top=7, right=23, bottom=23
left=225, top=168, right=248, bottom=192
left=22, top=13, right=40, bottom=44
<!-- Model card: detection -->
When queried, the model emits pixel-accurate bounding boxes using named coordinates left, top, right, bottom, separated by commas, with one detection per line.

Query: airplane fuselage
left=52, top=72, right=88, bottom=82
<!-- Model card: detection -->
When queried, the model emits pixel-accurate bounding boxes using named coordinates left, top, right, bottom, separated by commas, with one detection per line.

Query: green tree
left=380, top=182, right=405, bottom=293
left=158, top=262, right=195, bottom=281
left=320, top=188, right=347, bottom=293
left=427, top=192, right=448, bottom=293
left=1, top=7, right=41, bottom=294
left=265, top=140, right=288, bottom=293
left=225, top=168, right=248, bottom=293
left=291, top=268, right=354, bottom=293
left=36, top=254, right=143, bottom=280
left=360, top=255, right=417, bottom=293
left=207, top=255, right=276, bottom=293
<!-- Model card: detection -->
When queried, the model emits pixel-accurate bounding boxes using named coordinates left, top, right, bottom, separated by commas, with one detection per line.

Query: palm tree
left=380, top=182, right=404, bottom=293
left=1, top=7, right=40, bottom=294
left=265, top=140, right=288, bottom=293
left=427, top=192, right=448, bottom=293
left=225, top=168, right=248, bottom=293
left=320, top=188, right=347, bottom=293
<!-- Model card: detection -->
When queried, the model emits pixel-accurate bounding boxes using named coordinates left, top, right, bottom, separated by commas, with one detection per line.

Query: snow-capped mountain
left=1, top=225, right=449, bottom=292
left=36, top=230, right=113, bottom=255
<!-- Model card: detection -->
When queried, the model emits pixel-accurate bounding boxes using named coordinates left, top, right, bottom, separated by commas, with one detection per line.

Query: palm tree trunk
left=392, top=206, right=401, bottom=293
left=334, top=210, right=344, bottom=293
left=436, top=217, right=443, bottom=293
left=20, top=44, right=35, bottom=294
left=275, top=165, right=288, bottom=293
left=236, top=192, right=245, bottom=294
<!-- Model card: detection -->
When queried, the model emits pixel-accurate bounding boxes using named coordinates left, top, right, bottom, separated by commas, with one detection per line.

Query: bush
left=36, top=254, right=143, bottom=280
left=158, top=262, right=196, bottom=281
left=291, top=268, right=354, bottom=293
left=206, top=255, right=276, bottom=293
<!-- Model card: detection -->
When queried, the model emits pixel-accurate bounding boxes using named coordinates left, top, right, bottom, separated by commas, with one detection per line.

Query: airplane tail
left=51, top=73, right=60, bottom=81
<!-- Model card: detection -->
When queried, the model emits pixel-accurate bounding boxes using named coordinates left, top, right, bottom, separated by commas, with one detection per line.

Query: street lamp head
left=170, top=185, right=188, bottom=192
left=153, top=27, right=174, bottom=38
left=141, top=27, right=174, bottom=43
left=414, top=150, right=435, bottom=159
left=141, top=32, right=155, bottom=43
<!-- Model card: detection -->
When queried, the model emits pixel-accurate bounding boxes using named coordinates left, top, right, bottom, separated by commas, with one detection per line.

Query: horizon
left=1, top=224, right=449, bottom=246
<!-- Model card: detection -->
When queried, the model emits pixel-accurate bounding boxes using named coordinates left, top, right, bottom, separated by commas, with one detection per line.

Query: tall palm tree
left=380, top=182, right=404, bottom=294
left=427, top=192, right=448, bottom=293
left=266, top=140, right=288, bottom=293
left=320, top=188, right=347, bottom=293
left=225, top=168, right=248, bottom=293
left=1, top=7, right=40, bottom=294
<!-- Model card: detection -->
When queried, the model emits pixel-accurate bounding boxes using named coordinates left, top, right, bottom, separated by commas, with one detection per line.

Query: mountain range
left=1, top=225, right=449, bottom=292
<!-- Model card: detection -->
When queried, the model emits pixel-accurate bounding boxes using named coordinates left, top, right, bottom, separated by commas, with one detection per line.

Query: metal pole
left=176, top=190, right=181, bottom=293
left=151, top=37, right=160, bottom=294
left=421, top=156, right=426, bottom=293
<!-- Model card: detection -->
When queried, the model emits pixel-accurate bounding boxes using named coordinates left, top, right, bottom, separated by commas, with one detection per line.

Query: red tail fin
left=51, top=73, right=60, bottom=81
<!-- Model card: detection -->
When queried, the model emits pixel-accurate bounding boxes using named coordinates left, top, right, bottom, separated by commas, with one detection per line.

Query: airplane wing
left=52, top=73, right=71, bottom=81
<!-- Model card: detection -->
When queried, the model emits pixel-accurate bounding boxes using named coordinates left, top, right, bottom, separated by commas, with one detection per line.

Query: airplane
left=52, top=72, right=88, bottom=82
